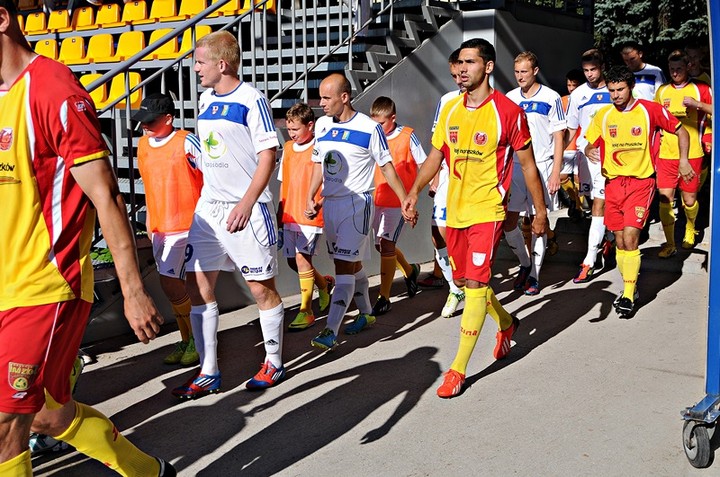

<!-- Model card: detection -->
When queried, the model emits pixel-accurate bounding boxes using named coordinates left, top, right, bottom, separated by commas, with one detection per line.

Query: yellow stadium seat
left=134, top=0, right=176, bottom=24
left=85, top=33, right=114, bottom=63
left=103, top=0, right=147, bottom=27
left=178, top=25, right=212, bottom=56
left=69, top=7, right=95, bottom=30
left=34, top=39, right=58, bottom=60
left=208, top=0, right=246, bottom=17
left=79, top=73, right=107, bottom=109
left=17, top=15, right=25, bottom=34
left=46, top=9, right=70, bottom=32
left=162, top=0, right=207, bottom=22
left=59, top=36, right=86, bottom=65
left=98, top=72, right=142, bottom=110
left=77, top=3, right=120, bottom=30
left=94, top=31, right=145, bottom=63
left=17, top=0, right=37, bottom=11
left=144, top=28, right=178, bottom=60
left=24, top=12, right=47, bottom=36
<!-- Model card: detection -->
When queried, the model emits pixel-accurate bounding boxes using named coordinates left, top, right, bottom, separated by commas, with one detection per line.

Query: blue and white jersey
left=632, top=63, right=666, bottom=100
left=312, top=111, right=392, bottom=197
left=431, top=90, right=463, bottom=188
left=196, top=82, right=280, bottom=203
left=566, top=81, right=612, bottom=152
left=506, top=84, right=566, bottom=163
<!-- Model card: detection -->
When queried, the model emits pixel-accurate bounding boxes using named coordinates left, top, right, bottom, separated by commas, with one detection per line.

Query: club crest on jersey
left=449, top=126, right=459, bottom=144
left=609, top=125, right=618, bottom=138
left=474, top=132, right=488, bottom=146
left=635, top=206, right=646, bottom=219
left=663, top=98, right=671, bottom=109
left=596, top=94, right=604, bottom=101
left=0, top=128, right=13, bottom=151
left=8, top=362, right=38, bottom=392
left=631, top=126, right=642, bottom=136
left=75, top=101, right=86, bottom=112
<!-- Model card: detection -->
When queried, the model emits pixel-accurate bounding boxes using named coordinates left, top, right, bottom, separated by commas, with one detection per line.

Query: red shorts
left=0, top=298, right=91, bottom=414
left=604, top=176, right=656, bottom=232
left=446, top=221, right=504, bottom=284
left=656, top=157, right=703, bottom=192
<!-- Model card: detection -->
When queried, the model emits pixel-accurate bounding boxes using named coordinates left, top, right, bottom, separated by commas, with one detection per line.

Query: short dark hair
left=459, top=38, right=496, bottom=64
left=620, top=40, right=643, bottom=53
left=0, top=0, right=18, bottom=16
left=370, top=96, right=396, bottom=117
left=566, top=68, right=585, bottom=84
left=581, top=48, right=604, bottom=66
left=605, top=65, right=635, bottom=88
left=668, top=49, right=688, bottom=64
left=448, top=48, right=461, bottom=64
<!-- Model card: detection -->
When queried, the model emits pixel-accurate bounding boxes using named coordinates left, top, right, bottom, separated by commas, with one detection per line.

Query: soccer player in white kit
left=504, top=51, right=566, bottom=295
left=565, top=49, right=612, bottom=283
left=172, top=31, right=286, bottom=399
left=620, top=41, right=666, bottom=100
left=306, top=73, right=410, bottom=350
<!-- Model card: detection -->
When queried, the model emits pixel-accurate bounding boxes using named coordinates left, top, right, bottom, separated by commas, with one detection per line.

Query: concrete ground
left=33, top=207, right=714, bottom=476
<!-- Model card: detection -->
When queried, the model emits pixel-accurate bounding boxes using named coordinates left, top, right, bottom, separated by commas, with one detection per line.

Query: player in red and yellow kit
left=403, top=38, right=548, bottom=399
left=134, top=93, right=204, bottom=366
left=277, top=103, right=334, bottom=330
left=369, top=96, right=426, bottom=315
left=585, top=66, right=690, bottom=318
left=0, top=1, right=173, bottom=475
left=654, top=50, right=713, bottom=256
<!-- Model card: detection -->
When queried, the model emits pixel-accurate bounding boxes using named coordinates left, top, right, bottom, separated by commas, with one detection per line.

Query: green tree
left=594, top=0, right=708, bottom=65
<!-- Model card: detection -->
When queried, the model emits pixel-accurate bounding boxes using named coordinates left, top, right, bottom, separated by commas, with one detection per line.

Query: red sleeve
left=700, top=83, right=713, bottom=105
left=647, top=101, right=681, bottom=134
left=507, top=107, right=532, bottom=151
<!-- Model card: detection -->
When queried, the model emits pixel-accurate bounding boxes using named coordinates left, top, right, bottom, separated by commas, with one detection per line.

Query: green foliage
left=90, top=247, right=114, bottom=265
left=594, top=0, right=708, bottom=66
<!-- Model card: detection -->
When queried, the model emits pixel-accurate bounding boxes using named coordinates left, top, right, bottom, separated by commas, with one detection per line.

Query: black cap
left=132, top=93, right=175, bottom=123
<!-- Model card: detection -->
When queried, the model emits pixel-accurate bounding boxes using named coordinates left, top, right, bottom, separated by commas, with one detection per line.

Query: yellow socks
left=659, top=201, right=676, bottom=246
left=0, top=450, right=31, bottom=477
left=561, top=177, right=583, bottom=210
left=170, top=294, right=192, bottom=342
left=450, top=286, right=488, bottom=375
left=394, top=247, right=412, bottom=278
left=298, top=270, right=315, bottom=313
left=379, top=254, right=396, bottom=300
left=684, top=200, right=699, bottom=231
left=54, top=402, right=160, bottom=477
left=616, top=248, right=626, bottom=277
left=621, top=249, right=641, bottom=300
left=485, top=287, right=512, bottom=330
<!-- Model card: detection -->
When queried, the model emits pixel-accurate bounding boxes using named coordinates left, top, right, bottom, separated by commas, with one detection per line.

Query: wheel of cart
left=682, top=419, right=715, bottom=468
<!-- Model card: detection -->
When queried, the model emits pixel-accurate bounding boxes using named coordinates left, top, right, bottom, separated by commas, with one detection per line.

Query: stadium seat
left=208, top=0, right=247, bottom=17
left=77, top=3, right=120, bottom=30
left=17, top=0, right=37, bottom=11
left=98, top=72, right=142, bottom=110
left=68, top=7, right=95, bottom=31
left=134, top=0, right=176, bottom=24
left=46, top=9, right=70, bottom=32
left=178, top=25, right=212, bottom=56
left=103, top=0, right=147, bottom=27
left=79, top=73, right=107, bottom=108
left=94, top=31, right=145, bottom=63
left=34, top=39, right=58, bottom=60
left=162, top=0, right=207, bottom=22
left=85, top=33, right=114, bottom=63
left=144, top=28, right=178, bottom=60
left=24, top=12, right=47, bottom=36
left=59, top=36, right=86, bottom=65
left=17, top=14, right=25, bottom=34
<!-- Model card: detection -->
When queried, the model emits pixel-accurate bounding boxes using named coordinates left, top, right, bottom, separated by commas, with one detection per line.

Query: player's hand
left=678, top=162, right=696, bottom=183
left=682, top=96, right=698, bottom=109
left=227, top=199, right=252, bottom=233
left=401, top=193, right=419, bottom=223
left=586, top=147, right=601, bottom=164
left=123, top=289, right=164, bottom=344
left=277, top=229, right=284, bottom=250
left=531, top=213, right=549, bottom=236
left=305, top=198, right=320, bottom=219
left=547, top=173, right=561, bottom=195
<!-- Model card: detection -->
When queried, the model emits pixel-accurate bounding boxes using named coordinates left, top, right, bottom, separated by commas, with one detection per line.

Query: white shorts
left=576, top=152, right=605, bottom=200
left=431, top=166, right=449, bottom=227
left=561, top=150, right=579, bottom=175
left=186, top=197, right=278, bottom=280
left=508, top=160, right=559, bottom=214
left=151, top=231, right=189, bottom=279
left=373, top=206, right=405, bottom=244
left=282, top=227, right=322, bottom=258
left=323, top=193, right=373, bottom=263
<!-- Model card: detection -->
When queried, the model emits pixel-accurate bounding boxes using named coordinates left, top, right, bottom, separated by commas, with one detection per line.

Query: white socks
left=190, top=302, right=219, bottom=376
left=259, top=302, right=284, bottom=368
left=326, top=274, right=355, bottom=335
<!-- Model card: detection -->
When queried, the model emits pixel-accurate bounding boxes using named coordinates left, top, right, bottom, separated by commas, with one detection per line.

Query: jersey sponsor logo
left=609, top=125, right=618, bottom=138
left=324, top=152, right=343, bottom=175
left=0, top=176, right=20, bottom=185
left=240, top=265, right=264, bottom=274
left=202, top=131, right=228, bottom=160
left=8, top=362, right=38, bottom=392
left=474, top=132, right=488, bottom=146
left=0, top=128, right=13, bottom=151
left=631, top=126, right=642, bottom=136
left=0, top=162, right=16, bottom=172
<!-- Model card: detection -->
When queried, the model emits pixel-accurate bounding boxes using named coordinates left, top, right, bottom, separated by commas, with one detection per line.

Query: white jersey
left=632, top=63, right=666, bottom=100
left=432, top=90, right=462, bottom=189
left=312, top=111, right=392, bottom=198
left=506, top=84, right=566, bottom=163
left=196, top=82, right=280, bottom=203
left=566, top=82, right=611, bottom=152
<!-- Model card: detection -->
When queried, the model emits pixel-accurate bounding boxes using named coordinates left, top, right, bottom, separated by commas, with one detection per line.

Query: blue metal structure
left=681, top=0, right=720, bottom=469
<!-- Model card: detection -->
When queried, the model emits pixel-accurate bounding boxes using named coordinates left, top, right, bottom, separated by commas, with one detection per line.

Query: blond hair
left=197, top=31, right=241, bottom=73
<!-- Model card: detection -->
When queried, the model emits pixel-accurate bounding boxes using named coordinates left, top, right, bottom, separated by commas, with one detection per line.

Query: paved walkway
left=34, top=207, right=713, bottom=476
